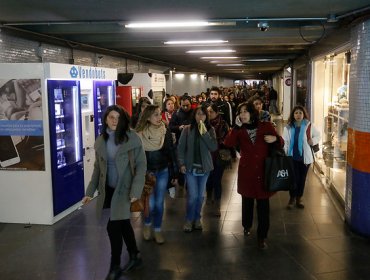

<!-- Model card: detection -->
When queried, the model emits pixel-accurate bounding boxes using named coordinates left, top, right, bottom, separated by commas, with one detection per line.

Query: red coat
left=224, top=122, right=284, bottom=199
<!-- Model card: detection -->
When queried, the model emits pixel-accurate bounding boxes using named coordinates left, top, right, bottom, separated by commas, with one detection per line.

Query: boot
left=258, top=238, right=268, bottom=250
left=286, top=197, right=295, bottom=210
left=105, top=265, right=122, bottom=280
left=296, top=197, right=304, bottom=209
left=214, top=200, right=221, bottom=217
left=122, top=252, right=143, bottom=273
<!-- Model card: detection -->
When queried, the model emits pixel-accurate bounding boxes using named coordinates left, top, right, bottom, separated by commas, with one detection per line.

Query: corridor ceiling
left=0, top=1, right=369, bottom=79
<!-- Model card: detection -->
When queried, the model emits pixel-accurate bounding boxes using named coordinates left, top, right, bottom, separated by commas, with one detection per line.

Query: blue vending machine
left=47, top=80, right=84, bottom=216
left=93, top=81, right=115, bottom=137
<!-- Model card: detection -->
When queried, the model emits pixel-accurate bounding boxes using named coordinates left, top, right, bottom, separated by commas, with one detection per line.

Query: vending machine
left=47, top=80, right=84, bottom=215
left=0, top=63, right=117, bottom=224
left=93, top=81, right=115, bottom=137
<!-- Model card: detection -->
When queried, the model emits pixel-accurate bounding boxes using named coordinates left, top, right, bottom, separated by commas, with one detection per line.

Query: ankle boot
left=105, top=265, right=122, bottom=280
left=287, top=197, right=295, bottom=209
left=122, top=252, right=143, bottom=273
left=296, top=197, right=304, bottom=209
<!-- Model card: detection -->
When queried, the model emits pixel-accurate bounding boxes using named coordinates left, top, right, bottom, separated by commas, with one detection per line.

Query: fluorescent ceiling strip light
left=243, top=58, right=286, bottom=61
left=201, top=57, right=239, bottom=59
left=164, top=40, right=228, bottom=45
left=125, top=21, right=210, bottom=28
left=216, top=64, right=244, bottom=66
left=187, top=49, right=235, bottom=54
left=210, top=60, right=242, bottom=63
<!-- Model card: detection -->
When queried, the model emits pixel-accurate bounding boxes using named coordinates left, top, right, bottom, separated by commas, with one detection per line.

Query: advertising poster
left=0, top=79, right=45, bottom=170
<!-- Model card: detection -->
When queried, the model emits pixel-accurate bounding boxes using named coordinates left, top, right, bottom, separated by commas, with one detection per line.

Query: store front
left=311, top=50, right=350, bottom=202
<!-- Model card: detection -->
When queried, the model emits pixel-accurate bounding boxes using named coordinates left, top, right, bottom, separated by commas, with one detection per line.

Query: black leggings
left=107, top=219, right=138, bottom=266
left=242, top=197, right=270, bottom=239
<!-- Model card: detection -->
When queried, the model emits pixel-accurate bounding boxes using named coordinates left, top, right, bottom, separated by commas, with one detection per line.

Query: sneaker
left=286, top=197, right=295, bottom=210
left=143, top=225, right=152, bottom=241
left=193, top=220, right=203, bottom=231
left=243, top=228, right=251, bottom=236
left=183, top=221, right=193, bottom=232
left=258, top=238, right=268, bottom=250
left=153, top=231, right=165, bottom=244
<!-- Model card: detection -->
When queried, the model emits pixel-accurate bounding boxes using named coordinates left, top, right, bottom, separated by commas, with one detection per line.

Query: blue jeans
left=144, top=168, right=169, bottom=230
left=185, top=171, right=210, bottom=222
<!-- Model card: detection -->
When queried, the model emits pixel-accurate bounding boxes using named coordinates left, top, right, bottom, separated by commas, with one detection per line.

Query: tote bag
left=264, top=148, right=295, bottom=192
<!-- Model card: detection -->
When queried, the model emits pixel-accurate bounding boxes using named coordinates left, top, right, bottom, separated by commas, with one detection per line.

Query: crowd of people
left=81, top=84, right=320, bottom=280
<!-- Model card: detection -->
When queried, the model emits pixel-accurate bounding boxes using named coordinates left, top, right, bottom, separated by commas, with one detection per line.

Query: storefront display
left=312, top=51, right=350, bottom=201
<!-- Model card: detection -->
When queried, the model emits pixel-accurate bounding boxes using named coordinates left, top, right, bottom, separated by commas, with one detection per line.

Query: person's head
left=249, top=95, right=264, bottom=112
left=191, top=96, right=197, bottom=103
left=207, top=103, right=219, bottom=120
left=102, top=105, right=130, bottom=144
left=191, top=105, right=211, bottom=129
left=288, top=105, right=309, bottom=126
left=137, top=97, right=151, bottom=114
left=163, top=98, right=175, bottom=113
left=229, top=92, right=235, bottom=100
left=180, top=95, right=192, bottom=112
left=210, top=86, right=220, bottom=102
left=224, top=95, right=229, bottom=102
left=136, top=104, right=162, bottom=132
left=236, top=102, right=259, bottom=125
left=196, top=95, right=203, bottom=103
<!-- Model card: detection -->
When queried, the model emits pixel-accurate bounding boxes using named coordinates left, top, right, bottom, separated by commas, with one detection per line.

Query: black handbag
left=264, top=147, right=295, bottom=192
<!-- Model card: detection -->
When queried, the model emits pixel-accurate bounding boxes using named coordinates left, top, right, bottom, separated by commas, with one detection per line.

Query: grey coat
left=86, top=130, right=146, bottom=220
left=177, top=125, right=218, bottom=173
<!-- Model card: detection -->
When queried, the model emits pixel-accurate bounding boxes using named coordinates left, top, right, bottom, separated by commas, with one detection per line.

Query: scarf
left=140, top=122, right=166, bottom=151
left=288, top=119, right=308, bottom=156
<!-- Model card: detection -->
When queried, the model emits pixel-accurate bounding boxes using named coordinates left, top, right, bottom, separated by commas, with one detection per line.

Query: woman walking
left=224, top=102, right=283, bottom=249
left=282, top=105, right=320, bottom=209
left=206, top=103, right=229, bottom=216
left=177, top=106, right=218, bottom=232
left=82, top=105, right=146, bottom=279
left=136, top=104, right=178, bottom=244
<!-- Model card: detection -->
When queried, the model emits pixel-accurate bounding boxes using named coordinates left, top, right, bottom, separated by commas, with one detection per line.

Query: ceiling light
left=164, top=40, right=228, bottom=45
left=210, top=60, right=242, bottom=63
left=216, top=64, right=244, bottom=66
left=187, top=49, right=236, bottom=54
left=201, top=57, right=239, bottom=59
left=243, top=58, right=287, bottom=61
left=125, top=21, right=210, bottom=28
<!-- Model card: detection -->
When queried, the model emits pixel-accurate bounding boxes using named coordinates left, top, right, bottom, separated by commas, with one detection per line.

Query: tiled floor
left=1, top=162, right=369, bottom=280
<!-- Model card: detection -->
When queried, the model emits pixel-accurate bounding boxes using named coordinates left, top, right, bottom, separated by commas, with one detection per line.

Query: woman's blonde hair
left=135, top=104, right=161, bottom=132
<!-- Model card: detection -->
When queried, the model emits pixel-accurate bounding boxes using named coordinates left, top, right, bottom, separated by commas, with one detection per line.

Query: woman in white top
left=282, top=105, right=320, bottom=209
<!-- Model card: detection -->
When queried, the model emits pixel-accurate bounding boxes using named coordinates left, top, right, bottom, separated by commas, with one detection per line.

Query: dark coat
left=224, top=122, right=284, bottom=199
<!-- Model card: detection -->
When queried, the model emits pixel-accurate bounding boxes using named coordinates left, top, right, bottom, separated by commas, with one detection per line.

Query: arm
left=223, top=127, right=239, bottom=148
left=82, top=151, right=101, bottom=204
left=201, top=127, right=218, bottom=152
left=129, top=144, right=147, bottom=200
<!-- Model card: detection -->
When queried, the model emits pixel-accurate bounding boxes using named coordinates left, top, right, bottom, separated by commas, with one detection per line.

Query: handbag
left=306, top=124, right=319, bottom=153
left=128, top=150, right=156, bottom=216
left=264, top=147, right=295, bottom=192
left=217, top=148, right=232, bottom=168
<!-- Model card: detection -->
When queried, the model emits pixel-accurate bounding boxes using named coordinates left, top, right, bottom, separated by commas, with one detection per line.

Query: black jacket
left=169, top=108, right=194, bottom=142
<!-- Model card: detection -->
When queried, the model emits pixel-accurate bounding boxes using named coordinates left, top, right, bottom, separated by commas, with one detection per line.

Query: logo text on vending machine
left=69, top=66, right=106, bottom=79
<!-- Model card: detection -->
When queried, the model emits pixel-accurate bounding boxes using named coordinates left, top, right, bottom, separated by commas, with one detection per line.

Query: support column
left=345, top=19, right=370, bottom=236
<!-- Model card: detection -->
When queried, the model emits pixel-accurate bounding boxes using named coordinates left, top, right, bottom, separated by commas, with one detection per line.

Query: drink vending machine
left=0, top=63, right=117, bottom=224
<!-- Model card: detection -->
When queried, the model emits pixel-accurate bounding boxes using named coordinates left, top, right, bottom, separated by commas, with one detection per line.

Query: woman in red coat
left=224, top=101, right=283, bottom=249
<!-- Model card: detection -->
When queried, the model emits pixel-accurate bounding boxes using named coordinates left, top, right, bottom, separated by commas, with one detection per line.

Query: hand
left=179, top=125, right=185, bottom=130
left=264, top=135, right=277, bottom=143
left=198, top=120, right=207, bottom=135
left=180, top=165, right=186, bottom=174
left=81, top=196, right=92, bottom=205
left=235, top=116, right=242, bottom=127
left=130, top=197, right=138, bottom=203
